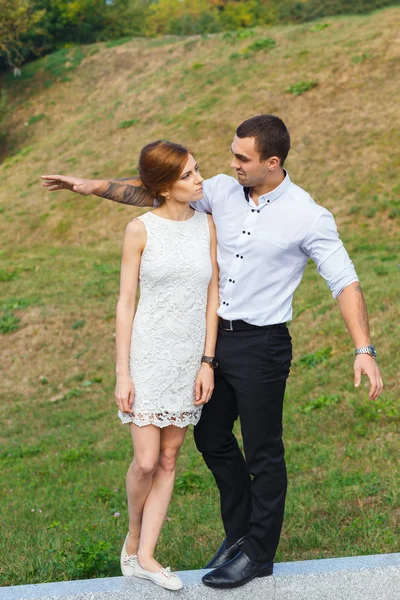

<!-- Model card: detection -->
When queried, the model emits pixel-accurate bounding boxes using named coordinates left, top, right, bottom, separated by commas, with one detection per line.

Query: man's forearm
left=337, top=282, right=371, bottom=348
left=92, top=178, right=154, bottom=207
left=111, top=178, right=141, bottom=185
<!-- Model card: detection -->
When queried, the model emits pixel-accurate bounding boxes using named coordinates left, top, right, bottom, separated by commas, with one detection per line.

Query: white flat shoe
left=120, top=533, right=137, bottom=576
left=134, top=560, right=183, bottom=591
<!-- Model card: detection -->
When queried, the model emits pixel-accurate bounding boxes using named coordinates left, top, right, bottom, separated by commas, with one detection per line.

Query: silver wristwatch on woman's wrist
left=355, top=345, right=377, bottom=359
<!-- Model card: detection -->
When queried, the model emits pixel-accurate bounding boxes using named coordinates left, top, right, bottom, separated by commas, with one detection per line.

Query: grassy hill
left=0, top=7, right=399, bottom=586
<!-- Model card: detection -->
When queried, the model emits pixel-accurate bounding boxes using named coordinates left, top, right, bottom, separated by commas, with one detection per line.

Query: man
left=41, top=114, right=383, bottom=589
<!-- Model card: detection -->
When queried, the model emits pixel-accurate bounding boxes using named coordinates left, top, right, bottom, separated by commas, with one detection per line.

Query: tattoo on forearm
left=102, top=181, right=154, bottom=207
left=112, top=178, right=136, bottom=182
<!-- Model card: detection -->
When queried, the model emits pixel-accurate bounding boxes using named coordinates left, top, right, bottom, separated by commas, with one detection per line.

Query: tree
left=0, top=0, right=45, bottom=69
left=22, top=0, right=151, bottom=55
left=146, top=0, right=218, bottom=36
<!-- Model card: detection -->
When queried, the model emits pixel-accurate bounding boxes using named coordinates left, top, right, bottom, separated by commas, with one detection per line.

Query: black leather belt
left=219, top=318, right=286, bottom=331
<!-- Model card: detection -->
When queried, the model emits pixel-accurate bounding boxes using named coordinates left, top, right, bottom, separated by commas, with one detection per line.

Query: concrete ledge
left=1, top=553, right=400, bottom=600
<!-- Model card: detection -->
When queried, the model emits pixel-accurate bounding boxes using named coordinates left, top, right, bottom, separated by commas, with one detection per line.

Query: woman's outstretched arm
left=40, top=174, right=154, bottom=206
left=115, top=218, right=146, bottom=415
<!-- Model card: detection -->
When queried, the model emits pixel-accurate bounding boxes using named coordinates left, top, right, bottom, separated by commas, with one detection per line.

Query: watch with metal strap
left=355, top=345, right=377, bottom=359
left=201, top=356, right=219, bottom=369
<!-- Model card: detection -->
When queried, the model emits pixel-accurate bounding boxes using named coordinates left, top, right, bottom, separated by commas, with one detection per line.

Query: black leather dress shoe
left=203, top=537, right=245, bottom=569
left=202, top=550, right=273, bottom=588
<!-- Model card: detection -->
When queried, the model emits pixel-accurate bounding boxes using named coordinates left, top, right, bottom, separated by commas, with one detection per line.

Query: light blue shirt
left=192, top=171, right=359, bottom=326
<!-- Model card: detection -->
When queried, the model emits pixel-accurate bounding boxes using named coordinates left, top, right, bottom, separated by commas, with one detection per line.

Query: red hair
left=139, top=140, right=193, bottom=201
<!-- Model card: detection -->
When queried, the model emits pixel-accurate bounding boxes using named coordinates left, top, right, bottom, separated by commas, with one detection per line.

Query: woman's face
left=167, top=154, right=204, bottom=203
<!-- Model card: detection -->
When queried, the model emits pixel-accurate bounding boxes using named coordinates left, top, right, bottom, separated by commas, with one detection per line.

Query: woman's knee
left=158, top=446, right=180, bottom=472
left=132, top=456, right=158, bottom=477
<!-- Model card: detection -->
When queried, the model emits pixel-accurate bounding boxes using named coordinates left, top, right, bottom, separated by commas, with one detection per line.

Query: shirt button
left=226, top=303, right=229, bottom=306
left=257, top=210, right=260, bottom=213
left=248, top=232, right=250, bottom=235
left=236, top=254, right=239, bottom=258
left=233, top=280, right=236, bottom=283
left=251, top=209, right=255, bottom=213
left=240, top=255, right=243, bottom=259
left=229, top=278, right=232, bottom=282
left=242, top=230, right=246, bottom=234
left=222, top=301, right=226, bottom=305
left=267, top=200, right=270, bottom=203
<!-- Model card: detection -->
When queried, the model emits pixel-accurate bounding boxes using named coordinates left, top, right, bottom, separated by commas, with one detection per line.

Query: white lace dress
left=118, top=210, right=212, bottom=428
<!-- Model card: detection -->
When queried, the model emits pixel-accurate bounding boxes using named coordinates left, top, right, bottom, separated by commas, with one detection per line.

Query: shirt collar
left=244, top=170, right=291, bottom=206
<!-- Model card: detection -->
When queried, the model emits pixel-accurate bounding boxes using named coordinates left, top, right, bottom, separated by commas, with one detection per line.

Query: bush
left=246, top=37, right=276, bottom=52
left=27, top=113, right=45, bottom=126
left=286, top=80, right=319, bottom=96
left=118, top=119, right=140, bottom=129
left=70, top=535, right=115, bottom=579
left=0, top=312, right=21, bottom=334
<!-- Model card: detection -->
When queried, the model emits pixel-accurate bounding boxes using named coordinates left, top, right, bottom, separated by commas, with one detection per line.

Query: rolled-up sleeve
left=302, top=209, right=359, bottom=298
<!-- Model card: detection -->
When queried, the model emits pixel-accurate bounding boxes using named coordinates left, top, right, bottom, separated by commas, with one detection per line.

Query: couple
left=41, top=114, right=383, bottom=591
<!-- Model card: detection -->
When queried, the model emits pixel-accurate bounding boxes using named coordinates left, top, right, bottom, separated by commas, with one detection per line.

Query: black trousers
left=194, top=324, right=292, bottom=563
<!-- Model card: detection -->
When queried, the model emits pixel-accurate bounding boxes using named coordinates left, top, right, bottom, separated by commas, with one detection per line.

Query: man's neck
left=250, top=169, right=286, bottom=205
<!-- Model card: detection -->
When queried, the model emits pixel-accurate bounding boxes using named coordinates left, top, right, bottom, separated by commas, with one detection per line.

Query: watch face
left=369, top=346, right=377, bottom=358
left=202, top=356, right=218, bottom=368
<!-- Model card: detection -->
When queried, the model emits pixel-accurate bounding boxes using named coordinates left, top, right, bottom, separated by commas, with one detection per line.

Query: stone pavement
left=1, top=553, right=399, bottom=600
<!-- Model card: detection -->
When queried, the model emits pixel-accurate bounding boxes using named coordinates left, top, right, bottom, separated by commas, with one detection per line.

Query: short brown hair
left=139, top=140, right=192, bottom=201
left=236, top=115, right=290, bottom=165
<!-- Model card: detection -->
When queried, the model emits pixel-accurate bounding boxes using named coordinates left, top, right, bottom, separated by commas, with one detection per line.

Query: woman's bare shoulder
left=126, top=217, right=146, bottom=235
left=124, top=217, right=147, bottom=250
left=125, top=216, right=146, bottom=235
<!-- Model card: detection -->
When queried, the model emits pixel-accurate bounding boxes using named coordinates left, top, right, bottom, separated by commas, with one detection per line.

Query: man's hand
left=354, top=355, right=383, bottom=400
left=41, top=174, right=95, bottom=196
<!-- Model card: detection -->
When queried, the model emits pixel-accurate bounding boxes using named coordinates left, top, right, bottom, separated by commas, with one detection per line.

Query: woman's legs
left=125, top=424, right=161, bottom=555
left=137, top=425, right=187, bottom=572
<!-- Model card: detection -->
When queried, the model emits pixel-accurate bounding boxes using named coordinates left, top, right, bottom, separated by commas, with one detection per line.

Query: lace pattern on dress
left=118, top=408, right=203, bottom=428
left=118, top=210, right=212, bottom=428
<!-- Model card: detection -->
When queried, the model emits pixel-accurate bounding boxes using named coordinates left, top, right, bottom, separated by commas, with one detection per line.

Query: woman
left=109, top=141, right=219, bottom=590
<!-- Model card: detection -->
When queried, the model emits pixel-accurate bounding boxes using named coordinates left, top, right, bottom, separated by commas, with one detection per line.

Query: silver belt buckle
left=224, top=319, right=233, bottom=331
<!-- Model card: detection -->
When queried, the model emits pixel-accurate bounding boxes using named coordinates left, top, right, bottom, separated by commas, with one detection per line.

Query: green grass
left=223, top=29, right=257, bottom=42
left=2, top=46, right=88, bottom=94
left=0, top=239, right=398, bottom=585
left=117, top=119, right=140, bottom=129
left=246, top=37, right=276, bottom=53
left=0, top=312, right=21, bottom=333
left=27, top=114, right=45, bottom=126
left=352, top=52, right=373, bottom=63
left=309, top=23, right=330, bottom=32
left=105, top=37, right=133, bottom=48
left=286, top=80, right=319, bottom=95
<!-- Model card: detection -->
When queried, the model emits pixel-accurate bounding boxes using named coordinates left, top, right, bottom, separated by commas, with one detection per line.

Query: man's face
left=230, top=135, right=270, bottom=188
